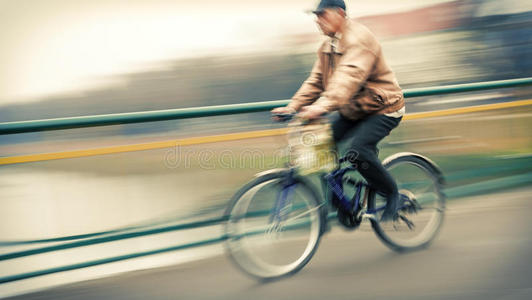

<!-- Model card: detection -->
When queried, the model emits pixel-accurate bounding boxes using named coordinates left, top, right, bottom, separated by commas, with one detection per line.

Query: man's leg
left=342, top=114, right=402, bottom=221
left=330, top=112, right=359, bottom=143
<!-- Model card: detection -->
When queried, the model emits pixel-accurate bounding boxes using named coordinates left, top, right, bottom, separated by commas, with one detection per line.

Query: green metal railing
left=1, top=77, right=532, bottom=285
left=0, top=236, right=227, bottom=284
left=1, top=77, right=531, bottom=135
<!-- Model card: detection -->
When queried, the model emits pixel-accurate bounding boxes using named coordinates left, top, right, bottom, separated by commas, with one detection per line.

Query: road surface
left=6, top=187, right=532, bottom=300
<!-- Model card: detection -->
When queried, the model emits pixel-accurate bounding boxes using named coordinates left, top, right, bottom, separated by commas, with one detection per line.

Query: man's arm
left=313, top=45, right=377, bottom=112
left=287, top=57, right=324, bottom=112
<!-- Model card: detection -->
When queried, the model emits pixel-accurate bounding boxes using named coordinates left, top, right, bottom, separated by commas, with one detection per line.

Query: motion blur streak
left=1, top=0, right=531, bottom=299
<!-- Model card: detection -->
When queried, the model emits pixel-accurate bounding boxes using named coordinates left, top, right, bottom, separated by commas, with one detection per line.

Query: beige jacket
left=288, top=19, right=404, bottom=120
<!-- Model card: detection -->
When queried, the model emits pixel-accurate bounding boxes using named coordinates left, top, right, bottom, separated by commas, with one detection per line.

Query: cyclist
left=272, top=0, right=405, bottom=222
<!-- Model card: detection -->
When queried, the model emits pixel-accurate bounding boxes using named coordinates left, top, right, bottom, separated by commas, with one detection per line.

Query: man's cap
left=310, top=0, right=346, bottom=14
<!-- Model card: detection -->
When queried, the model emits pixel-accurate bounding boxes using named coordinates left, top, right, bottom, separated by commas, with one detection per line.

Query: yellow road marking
left=403, top=99, right=532, bottom=120
left=1, top=99, right=531, bottom=165
left=0, top=128, right=288, bottom=165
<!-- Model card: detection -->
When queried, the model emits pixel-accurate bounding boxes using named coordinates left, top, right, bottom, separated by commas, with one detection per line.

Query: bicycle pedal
left=398, top=214, right=415, bottom=230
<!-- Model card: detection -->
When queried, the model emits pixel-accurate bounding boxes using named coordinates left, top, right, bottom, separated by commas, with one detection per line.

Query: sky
left=0, top=0, right=457, bottom=105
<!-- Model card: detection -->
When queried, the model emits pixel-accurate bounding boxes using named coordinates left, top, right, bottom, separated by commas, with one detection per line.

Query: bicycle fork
left=270, top=183, right=295, bottom=224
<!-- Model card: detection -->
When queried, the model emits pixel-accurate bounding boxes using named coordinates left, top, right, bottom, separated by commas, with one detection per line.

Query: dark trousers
left=331, top=113, right=402, bottom=198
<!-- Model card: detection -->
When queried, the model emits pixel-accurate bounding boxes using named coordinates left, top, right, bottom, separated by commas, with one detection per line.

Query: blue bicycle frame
left=323, top=163, right=387, bottom=216
left=269, top=158, right=389, bottom=226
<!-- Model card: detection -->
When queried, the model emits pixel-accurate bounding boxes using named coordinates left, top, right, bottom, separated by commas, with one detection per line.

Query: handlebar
left=271, top=112, right=296, bottom=122
left=272, top=112, right=329, bottom=125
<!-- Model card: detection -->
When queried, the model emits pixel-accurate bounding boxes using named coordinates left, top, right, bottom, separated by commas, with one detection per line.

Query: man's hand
left=299, top=105, right=328, bottom=120
left=271, top=106, right=296, bottom=122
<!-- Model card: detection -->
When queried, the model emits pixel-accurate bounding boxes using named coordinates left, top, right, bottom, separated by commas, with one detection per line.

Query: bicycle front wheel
left=369, top=153, right=445, bottom=252
left=224, top=170, right=324, bottom=280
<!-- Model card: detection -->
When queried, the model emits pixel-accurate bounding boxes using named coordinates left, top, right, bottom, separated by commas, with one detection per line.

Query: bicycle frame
left=271, top=160, right=389, bottom=229
left=323, top=163, right=388, bottom=215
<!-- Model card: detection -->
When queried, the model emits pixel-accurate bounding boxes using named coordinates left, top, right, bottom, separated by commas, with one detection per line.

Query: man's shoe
left=380, top=209, right=398, bottom=223
left=380, top=193, right=404, bottom=223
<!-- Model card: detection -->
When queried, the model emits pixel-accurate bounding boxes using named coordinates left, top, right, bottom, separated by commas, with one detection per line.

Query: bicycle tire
left=368, top=153, right=446, bottom=252
left=224, top=169, right=325, bottom=280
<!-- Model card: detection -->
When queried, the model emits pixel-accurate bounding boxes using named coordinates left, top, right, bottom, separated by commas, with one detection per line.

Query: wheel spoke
left=282, top=204, right=324, bottom=224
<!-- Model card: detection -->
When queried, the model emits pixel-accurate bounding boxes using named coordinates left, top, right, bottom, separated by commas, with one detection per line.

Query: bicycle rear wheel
left=369, top=153, right=445, bottom=252
left=224, top=170, right=324, bottom=280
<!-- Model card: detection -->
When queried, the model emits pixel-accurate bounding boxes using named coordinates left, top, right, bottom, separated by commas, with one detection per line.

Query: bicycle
left=223, top=113, right=445, bottom=280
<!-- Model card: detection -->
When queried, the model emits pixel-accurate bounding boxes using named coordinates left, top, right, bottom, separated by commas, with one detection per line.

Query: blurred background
left=0, top=0, right=531, bottom=299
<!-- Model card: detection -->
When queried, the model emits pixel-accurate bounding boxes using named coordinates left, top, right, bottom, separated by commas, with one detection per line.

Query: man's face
left=315, top=8, right=344, bottom=37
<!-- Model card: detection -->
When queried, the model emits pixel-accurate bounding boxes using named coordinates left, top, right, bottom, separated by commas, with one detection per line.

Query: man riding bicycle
left=272, top=0, right=405, bottom=222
